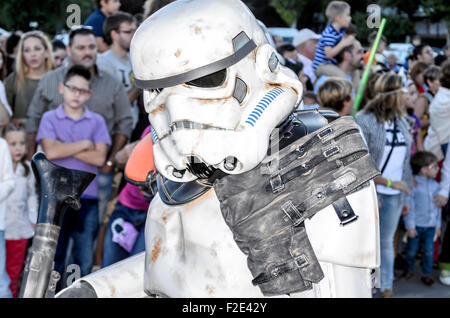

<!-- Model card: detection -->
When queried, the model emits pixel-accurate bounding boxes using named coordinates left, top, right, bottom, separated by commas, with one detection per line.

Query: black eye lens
left=148, top=88, right=163, bottom=94
left=186, top=69, right=227, bottom=88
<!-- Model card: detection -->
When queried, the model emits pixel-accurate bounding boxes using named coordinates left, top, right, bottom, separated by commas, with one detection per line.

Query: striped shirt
left=26, top=63, right=133, bottom=138
left=312, top=23, right=345, bottom=70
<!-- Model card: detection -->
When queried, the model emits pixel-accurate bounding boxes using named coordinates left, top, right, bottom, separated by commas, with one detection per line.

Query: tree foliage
left=271, top=0, right=449, bottom=43
left=0, top=0, right=94, bottom=35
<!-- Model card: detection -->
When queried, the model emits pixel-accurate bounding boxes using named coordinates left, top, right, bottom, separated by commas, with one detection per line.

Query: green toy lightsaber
left=352, top=18, right=387, bottom=117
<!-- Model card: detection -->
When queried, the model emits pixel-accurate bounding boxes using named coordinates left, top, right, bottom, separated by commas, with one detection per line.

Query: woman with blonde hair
left=5, top=31, right=54, bottom=123
left=410, top=61, right=430, bottom=134
left=355, top=72, right=413, bottom=298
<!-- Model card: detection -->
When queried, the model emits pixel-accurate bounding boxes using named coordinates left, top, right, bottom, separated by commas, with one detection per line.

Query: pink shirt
left=118, top=126, right=152, bottom=211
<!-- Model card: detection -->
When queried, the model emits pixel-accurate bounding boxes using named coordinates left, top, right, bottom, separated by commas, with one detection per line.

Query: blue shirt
left=403, top=175, right=442, bottom=229
left=312, top=23, right=345, bottom=70
left=386, top=64, right=401, bottom=73
left=36, top=105, right=112, bottom=198
left=84, top=9, right=106, bottom=37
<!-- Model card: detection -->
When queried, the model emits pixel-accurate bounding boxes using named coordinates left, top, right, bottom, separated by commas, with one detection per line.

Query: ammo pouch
left=213, top=116, right=380, bottom=296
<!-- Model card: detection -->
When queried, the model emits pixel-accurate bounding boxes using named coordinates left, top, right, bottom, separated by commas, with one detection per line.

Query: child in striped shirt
left=312, top=1, right=355, bottom=71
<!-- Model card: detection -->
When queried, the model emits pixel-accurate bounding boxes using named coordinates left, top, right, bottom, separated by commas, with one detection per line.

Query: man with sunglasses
left=26, top=26, right=133, bottom=281
left=98, top=12, right=139, bottom=130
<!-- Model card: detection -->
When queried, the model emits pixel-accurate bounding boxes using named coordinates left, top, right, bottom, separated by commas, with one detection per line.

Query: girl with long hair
left=1, top=121, right=38, bottom=297
left=4, top=31, right=54, bottom=123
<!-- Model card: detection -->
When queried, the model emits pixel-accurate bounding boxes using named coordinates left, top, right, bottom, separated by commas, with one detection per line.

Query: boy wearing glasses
left=403, top=151, right=442, bottom=286
left=36, top=65, right=111, bottom=289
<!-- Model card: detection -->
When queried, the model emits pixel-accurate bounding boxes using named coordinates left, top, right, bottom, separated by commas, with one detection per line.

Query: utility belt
left=213, top=116, right=380, bottom=296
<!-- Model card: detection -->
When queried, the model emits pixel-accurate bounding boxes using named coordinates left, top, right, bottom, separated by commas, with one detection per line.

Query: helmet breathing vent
left=232, top=31, right=251, bottom=52
left=233, top=78, right=247, bottom=103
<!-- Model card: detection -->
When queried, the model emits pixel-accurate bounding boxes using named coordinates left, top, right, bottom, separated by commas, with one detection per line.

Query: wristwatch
left=106, top=160, right=113, bottom=167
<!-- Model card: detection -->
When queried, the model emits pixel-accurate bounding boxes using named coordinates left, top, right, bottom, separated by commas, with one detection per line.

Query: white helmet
left=130, top=0, right=303, bottom=182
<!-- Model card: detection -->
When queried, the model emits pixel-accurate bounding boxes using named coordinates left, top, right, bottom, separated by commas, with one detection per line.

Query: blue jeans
left=405, top=226, right=435, bottom=276
left=98, top=172, right=114, bottom=223
left=0, top=231, right=11, bottom=298
left=101, top=202, right=147, bottom=268
left=54, top=198, right=99, bottom=291
left=378, top=193, right=403, bottom=291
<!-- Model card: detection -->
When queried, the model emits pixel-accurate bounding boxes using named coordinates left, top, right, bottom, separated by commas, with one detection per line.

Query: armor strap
left=252, top=252, right=311, bottom=286
left=274, top=120, right=360, bottom=170
left=251, top=196, right=357, bottom=289
left=266, top=145, right=341, bottom=192
left=249, top=226, right=324, bottom=292
left=296, top=171, right=358, bottom=214
left=266, top=134, right=368, bottom=194
left=332, top=197, right=358, bottom=226
left=213, top=116, right=380, bottom=296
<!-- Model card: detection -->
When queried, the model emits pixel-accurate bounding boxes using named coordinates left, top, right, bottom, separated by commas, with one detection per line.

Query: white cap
left=293, top=28, right=320, bottom=48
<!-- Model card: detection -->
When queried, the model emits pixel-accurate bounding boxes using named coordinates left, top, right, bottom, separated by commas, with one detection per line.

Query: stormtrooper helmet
left=130, top=0, right=303, bottom=182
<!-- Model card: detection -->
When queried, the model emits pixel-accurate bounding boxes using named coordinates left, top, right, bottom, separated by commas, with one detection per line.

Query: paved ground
left=378, top=222, right=450, bottom=298
left=391, top=266, right=450, bottom=298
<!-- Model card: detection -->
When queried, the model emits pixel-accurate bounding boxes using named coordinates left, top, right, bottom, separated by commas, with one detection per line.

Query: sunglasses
left=117, top=28, right=136, bottom=35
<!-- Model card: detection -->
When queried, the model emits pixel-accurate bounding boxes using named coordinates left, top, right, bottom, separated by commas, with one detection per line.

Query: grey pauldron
left=213, top=116, right=380, bottom=296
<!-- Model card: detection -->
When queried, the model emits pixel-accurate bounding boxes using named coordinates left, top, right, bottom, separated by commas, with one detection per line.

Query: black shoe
left=421, top=275, right=435, bottom=286
left=403, top=270, right=414, bottom=280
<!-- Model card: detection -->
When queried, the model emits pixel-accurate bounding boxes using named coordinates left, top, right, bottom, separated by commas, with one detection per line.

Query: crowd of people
left=275, top=0, right=450, bottom=298
left=0, top=0, right=169, bottom=298
left=0, top=0, right=449, bottom=298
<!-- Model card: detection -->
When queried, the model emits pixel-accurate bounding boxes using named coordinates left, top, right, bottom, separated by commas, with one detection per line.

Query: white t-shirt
left=98, top=50, right=133, bottom=89
left=5, top=162, right=38, bottom=239
left=376, top=121, right=407, bottom=195
left=0, top=138, right=15, bottom=231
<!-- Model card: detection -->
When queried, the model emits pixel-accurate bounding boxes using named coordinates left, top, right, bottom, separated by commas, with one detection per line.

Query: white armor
left=130, top=0, right=302, bottom=182
left=57, top=0, right=379, bottom=298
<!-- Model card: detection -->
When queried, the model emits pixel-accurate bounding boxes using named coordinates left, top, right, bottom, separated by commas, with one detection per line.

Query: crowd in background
left=275, top=0, right=450, bottom=298
left=0, top=0, right=168, bottom=298
left=0, top=0, right=450, bottom=298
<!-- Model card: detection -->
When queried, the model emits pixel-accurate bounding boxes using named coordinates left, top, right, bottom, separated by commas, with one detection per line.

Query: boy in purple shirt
left=36, top=65, right=111, bottom=290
